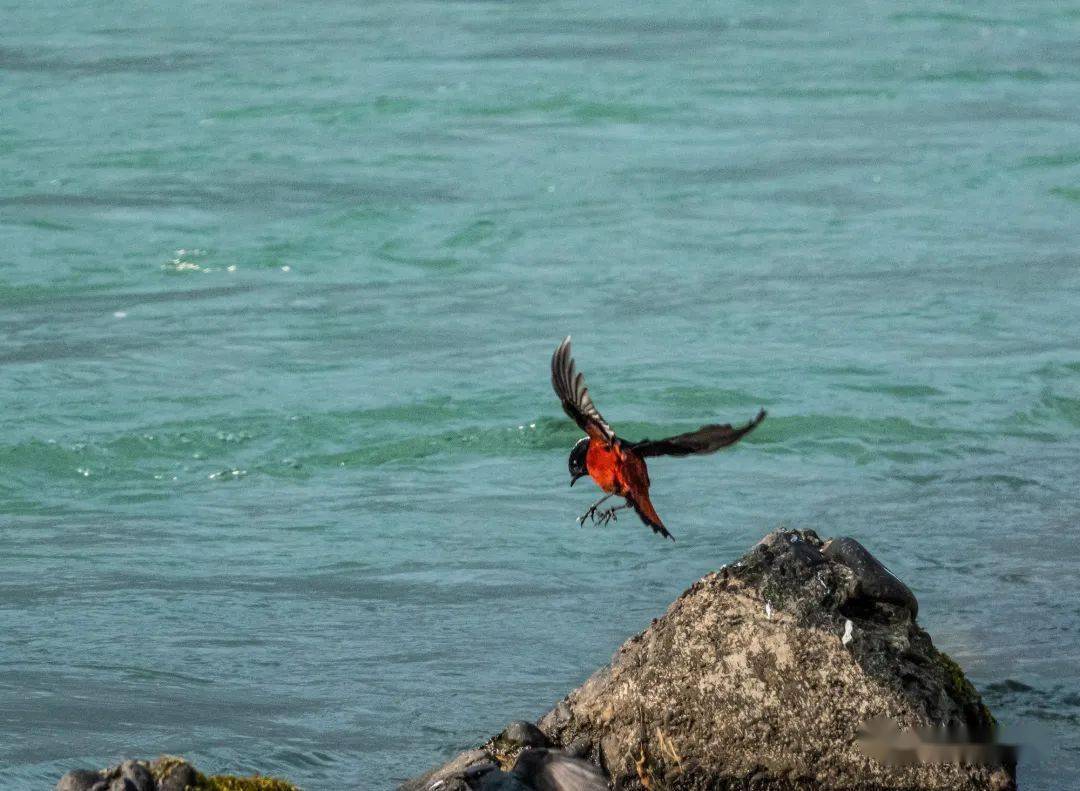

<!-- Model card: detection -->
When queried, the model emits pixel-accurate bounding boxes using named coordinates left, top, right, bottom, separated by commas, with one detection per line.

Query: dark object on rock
left=403, top=529, right=1014, bottom=791
left=823, top=536, right=919, bottom=618
left=489, top=721, right=553, bottom=766
left=496, top=721, right=551, bottom=751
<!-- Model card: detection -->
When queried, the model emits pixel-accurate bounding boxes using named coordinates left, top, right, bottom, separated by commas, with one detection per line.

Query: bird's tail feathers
left=631, top=495, right=674, bottom=541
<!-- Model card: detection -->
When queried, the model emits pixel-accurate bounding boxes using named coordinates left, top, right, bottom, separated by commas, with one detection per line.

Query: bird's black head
left=568, top=437, right=589, bottom=486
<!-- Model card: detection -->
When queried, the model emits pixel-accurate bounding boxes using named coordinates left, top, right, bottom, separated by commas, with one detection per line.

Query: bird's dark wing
left=551, top=336, right=616, bottom=444
left=631, top=408, right=766, bottom=458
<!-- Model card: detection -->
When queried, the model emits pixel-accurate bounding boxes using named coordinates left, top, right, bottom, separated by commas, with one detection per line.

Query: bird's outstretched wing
left=551, top=336, right=616, bottom=444
left=631, top=408, right=766, bottom=457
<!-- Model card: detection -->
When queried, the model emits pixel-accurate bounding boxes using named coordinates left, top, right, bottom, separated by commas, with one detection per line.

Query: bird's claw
left=578, top=500, right=625, bottom=528
left=578, top=505, right=599, bottom=526
left=595, top=507, right=621, bottom=527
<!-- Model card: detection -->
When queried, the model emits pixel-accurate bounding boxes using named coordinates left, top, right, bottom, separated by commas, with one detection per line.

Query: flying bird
left=551, top=336, right=765, bottom=541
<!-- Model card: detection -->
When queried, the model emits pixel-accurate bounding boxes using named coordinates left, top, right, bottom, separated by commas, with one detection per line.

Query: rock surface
left=55, top=756, right=298, bottom=791
left=402, top=529, right=1016, bottom=791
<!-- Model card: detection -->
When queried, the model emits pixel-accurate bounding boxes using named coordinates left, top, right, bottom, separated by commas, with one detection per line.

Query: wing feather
left=550, top=336, right=615, bottom=443
left=632, top=408, right=766, bottom=457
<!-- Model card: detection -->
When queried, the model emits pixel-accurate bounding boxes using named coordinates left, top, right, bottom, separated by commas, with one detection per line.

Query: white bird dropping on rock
left=842, top=619, right=854, bottom=646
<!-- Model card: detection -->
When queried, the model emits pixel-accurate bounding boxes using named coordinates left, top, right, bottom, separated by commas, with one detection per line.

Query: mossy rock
left=930, top=646, right=996, bottom=727
left=148, top=756, right=300, bottom=791
left=401, top=529, right=1016, bottom=791
left=198, top=775, right=300, bottom=791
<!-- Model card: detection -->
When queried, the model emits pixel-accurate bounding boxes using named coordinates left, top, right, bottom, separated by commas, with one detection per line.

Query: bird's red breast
left=585, top=440, right=622, bottom=494
left=586, top=440, right=669, bottom=537
left=586, top=440, right=652, bottom=494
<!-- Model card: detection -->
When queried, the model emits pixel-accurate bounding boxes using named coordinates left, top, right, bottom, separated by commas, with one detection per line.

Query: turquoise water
left=3, top=1, right=1079, bottom=787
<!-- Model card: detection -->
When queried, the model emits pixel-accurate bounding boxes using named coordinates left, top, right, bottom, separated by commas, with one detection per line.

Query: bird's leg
left=578, top=494, right=613, bottom=526
left=596, top=501, right=633, bottom=527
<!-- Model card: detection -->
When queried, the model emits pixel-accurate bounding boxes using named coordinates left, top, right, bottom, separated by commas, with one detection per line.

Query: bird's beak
left=570, top=473, right=585, bottom=487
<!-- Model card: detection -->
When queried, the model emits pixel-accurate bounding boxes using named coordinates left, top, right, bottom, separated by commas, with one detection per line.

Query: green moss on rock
left=199, top=774, right=300, bottom=791
left=149, top=756, right=187, bottom=779
left=930, top=646, right=996, bottom=726
left=146, top=756, right=300, bottom=791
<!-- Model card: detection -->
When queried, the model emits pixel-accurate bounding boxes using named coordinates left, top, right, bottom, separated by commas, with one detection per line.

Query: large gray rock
left=403, top=529, right=1015, bottom=791
left=110, top=760, right=155, bottom=791
left=55, top=770, right=107, bottom=791
left=154, top=758, right=198, bottom=791
left=55, top=760, right=153, bottom=791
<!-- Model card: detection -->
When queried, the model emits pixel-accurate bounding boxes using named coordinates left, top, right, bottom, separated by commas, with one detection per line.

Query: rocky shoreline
left=402, top=529, right=1016, bottom=791
left=55, top=756, right=298, bottom=791
left=56, top=530, right=1017, bottom=791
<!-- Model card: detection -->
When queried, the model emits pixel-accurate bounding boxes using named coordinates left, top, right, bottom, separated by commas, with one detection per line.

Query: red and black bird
left=551, top=336, right=766, bottom=541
